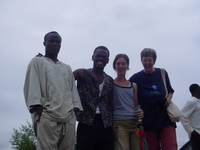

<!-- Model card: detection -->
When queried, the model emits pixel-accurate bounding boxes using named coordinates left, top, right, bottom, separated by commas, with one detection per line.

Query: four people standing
left=24, top=33, right=197, bottom=150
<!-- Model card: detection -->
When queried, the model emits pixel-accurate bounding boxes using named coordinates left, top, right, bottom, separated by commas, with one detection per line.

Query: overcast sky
left=1, top=0, right=200, bottom=149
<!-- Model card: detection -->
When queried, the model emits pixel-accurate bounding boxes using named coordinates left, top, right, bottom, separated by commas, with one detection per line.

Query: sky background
left=1, top=0, right=200, bottom=149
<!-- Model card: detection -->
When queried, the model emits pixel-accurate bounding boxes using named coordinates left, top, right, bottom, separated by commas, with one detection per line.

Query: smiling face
left=141, top=56, right=155, bottom=73
left=92, top=48, right=109, bottom=70
left=140, top=48, right=157, bottom=74
left=114, top=57, right=129, bottom=76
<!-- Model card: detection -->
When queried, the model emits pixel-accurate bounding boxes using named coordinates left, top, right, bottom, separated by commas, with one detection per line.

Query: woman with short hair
left=129, top=48, right=178, bottom=150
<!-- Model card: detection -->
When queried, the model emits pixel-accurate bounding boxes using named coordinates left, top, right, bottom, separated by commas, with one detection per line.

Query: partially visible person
left=181, top=83, right=200, bottom=150
left=74, top=46, right=114, bottom=150
left=112, top=54, right=143, bottom=150
left=24, top=31, right=83, bottom=150
left=129, top=48, right=177, bottom=150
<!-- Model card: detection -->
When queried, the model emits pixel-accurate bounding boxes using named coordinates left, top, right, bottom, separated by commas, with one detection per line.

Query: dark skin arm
left=30, top=105, right=43, bottom=121
left=73, top=69, right=85, bottom=112
left=73, top=69, right=84, bottom=81
left=165, top=93, right=173, bottom=107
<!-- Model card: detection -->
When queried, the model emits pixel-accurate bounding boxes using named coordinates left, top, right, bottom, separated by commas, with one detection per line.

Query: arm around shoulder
left=73, top=68, right=85, bottom=80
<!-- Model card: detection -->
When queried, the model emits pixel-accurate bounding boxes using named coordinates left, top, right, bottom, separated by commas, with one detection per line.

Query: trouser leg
left=36, top=115, right=59, bottom=150
left=114, top=120, right=129, bottom=150
left=94, top=115, right=114, bottom=150
left=159, top=126, right=177, bottom=150
left=77, top=115, right=114, bottom=150
left=146, top=130, right=160, bottom=150
left=191, top=130, right=200, bottom=150
left=114, top=120, right=139, bottom=150
left=58, top=112, right=76, bottom=150
left=36, top=112, right=76, bottom=150
left=77, top=122, right=94, bottom=150
left=130, top=120, right=140, bottom=150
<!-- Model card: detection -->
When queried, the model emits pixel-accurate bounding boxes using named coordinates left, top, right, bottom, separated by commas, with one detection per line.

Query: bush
left=9, top=121, right=36, bottom=150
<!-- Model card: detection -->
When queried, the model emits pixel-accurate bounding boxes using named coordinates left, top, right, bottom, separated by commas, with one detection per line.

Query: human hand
left=74, top=107, right=79, bottom=113
left=164, top=97, right=171, bottom=107
left=165, top=93, right=173, bottom=107
left=136, top=108, right=144, bottom=118
left=34, top=105, right=43, bottom=121
left=36, top=53, right=43, bottom=57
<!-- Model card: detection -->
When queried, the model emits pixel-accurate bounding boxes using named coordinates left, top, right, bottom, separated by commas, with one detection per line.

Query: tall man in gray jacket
left=24, top=31, right=82, bottom=150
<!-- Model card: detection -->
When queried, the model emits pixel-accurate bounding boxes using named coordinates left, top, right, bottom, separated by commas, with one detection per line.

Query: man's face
left=92, top=49, right=109, bottom=70
left=44, top=33, right=62, bottom=56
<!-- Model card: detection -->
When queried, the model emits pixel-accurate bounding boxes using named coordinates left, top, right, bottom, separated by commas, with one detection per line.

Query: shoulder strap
left=160, top=68, right=168, bottom=97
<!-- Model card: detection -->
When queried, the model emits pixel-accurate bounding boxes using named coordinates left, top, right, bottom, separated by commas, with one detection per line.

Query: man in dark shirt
left=73, top=46, right=114, bottom=150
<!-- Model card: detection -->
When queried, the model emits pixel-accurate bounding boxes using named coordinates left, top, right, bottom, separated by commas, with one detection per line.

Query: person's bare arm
left=73, top=69, right=84, bottom=80
left=133, top=82, right=144, bottom=118
left=132, top=82, right=139, bottom=108
left=73, top=69, right=85, bottom=113
left=165, top=93, right=173, bottom=107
